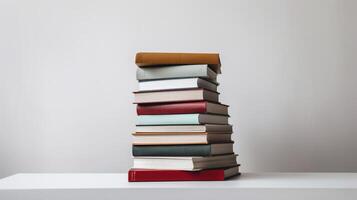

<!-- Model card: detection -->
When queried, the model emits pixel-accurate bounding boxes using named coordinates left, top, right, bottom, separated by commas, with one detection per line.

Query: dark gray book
left=133, top=143, right=233, bottom=156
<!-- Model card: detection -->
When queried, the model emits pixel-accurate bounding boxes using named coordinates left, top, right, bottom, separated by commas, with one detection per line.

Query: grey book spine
left=132, top=144, right=212, bottom=156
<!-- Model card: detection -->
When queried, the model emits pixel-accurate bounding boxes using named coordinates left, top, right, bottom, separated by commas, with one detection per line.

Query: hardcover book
left=133, top=154, right=237, bottom=170
left=134, top=88, right=219, bottom=104
left=136, top=64, right=217, bottom=81
left=137, top=101, right=228, bottom=115
left=135, top=52, right=221, bottom=73
left=132, top=132, right=232, bottom=145
left=128, top=166, right=240, bottom=182
left=132, top=143, right=234, bottom=156
left=135, top=124, right=233, bottom=133
left=138, top=78, right=218, bottom=92
left=136, top=114, right=229, bottom=125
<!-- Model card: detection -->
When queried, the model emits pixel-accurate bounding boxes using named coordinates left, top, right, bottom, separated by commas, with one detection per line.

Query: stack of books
left=128, top=52, right=239, bottom=182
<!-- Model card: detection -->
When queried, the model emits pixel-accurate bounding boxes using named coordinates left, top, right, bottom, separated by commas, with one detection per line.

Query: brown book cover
left=135, top=52, right=221, bottom=73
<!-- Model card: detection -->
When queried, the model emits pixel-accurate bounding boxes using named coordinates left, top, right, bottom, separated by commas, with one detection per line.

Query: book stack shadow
left=128, top=52, right=240, bottom=182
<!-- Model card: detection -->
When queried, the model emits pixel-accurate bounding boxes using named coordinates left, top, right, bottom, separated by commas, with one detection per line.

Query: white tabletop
left=1, top=173, right=357, bottom=200
left=0, top=173, right=356, bottom=189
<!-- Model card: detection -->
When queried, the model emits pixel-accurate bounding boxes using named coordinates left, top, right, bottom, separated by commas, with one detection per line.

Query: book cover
left=132, top=132, right=232, bottom=145
left=136, top=64, right=217, bottom=81
left=133, top=154, right=237, bottom=170
left=134, top=88, right=219, bottom=104
left=135, top=124, right=233, bottom=133
left=128, top=166, right=239, bottom=182
left=136, top=114, right=228, bottom=125
left=136, top=101, right=228, bottom=115
left=138, top=78, right=217, bottom=92
left=137, top=114, right=199, bottom=125
left=135, top=52, right=221, bottom=73
left=133, top=144, right=212, bottom=156
left=132, top=143, right=233, bottom=156
left=137, top=101, right=207, bottom=115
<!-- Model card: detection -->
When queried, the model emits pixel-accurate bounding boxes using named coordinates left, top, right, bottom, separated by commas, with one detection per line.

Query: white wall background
left=0, top=0, right=356, bottom=178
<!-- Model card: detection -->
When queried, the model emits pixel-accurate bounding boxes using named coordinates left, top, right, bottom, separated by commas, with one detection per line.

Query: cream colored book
left=132, top=132, right=232, bottom=145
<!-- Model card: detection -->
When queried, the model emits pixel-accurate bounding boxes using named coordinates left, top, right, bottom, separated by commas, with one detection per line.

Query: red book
left=128, top=166, right=239, bottom=182
left=137, top=101, right=229, bottom=115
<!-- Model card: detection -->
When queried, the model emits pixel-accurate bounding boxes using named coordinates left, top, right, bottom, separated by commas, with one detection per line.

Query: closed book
left=134, top=88, right=219, bottom=104
left=137, top=114, right=228, bottom=125
left=137, top=101, right=228, bottom=115
left=133, top=154, right=237, bottom=170
left=138, top=78, right=218, bottom=92
left=132, top=132, right=232, bottom=145
left=128, top=166, right=240, bottom=182
left=135, top=124, right=232, bottom=133
left=135, top=52, right=221, bottom=74
left=132, top=143, right=234, bottom=156
left=136, top=64, right=217, bottom=81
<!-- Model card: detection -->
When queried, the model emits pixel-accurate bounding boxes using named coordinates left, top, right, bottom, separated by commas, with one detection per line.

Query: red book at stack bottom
left=128, top=166, right=240, bottom=182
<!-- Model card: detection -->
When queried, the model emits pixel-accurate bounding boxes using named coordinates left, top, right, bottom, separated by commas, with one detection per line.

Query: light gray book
left=136, top=114, right=229, bottom=125
left=138, top=78, right=218, bottom=92
left=136, top=64, right=217, bottom=81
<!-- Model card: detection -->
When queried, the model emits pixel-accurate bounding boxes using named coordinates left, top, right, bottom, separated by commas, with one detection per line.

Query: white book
left=138, top=78, right=217, bottom=92
left=137, top=114, right=229, bottom=125
left=132, top=133, right=232, bottom=145
left=135, top=124, right=233, bottom=133
left=133, top=154, right=238, bottom=171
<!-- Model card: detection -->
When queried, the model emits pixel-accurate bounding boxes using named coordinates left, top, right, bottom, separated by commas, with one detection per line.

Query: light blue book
left=136, top=64, right=217, bottom=82
left=136, top=114, right=228, bottom=125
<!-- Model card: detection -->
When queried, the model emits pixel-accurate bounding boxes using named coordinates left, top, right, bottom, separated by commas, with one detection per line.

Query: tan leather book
left=135, top=52, right=221, bottom=73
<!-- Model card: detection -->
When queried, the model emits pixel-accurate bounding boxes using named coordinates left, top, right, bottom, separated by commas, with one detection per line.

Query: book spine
left=132, top=145, right=211, bottom=156
left=135, top=52, right=221, bottom=73
left=136, top=114, right=199, bottom=125
left=128, top=169, right=225, bottom=182
left=137, top=102, right=207, bottom=115
left=136, top=65, right=209, bottom=81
